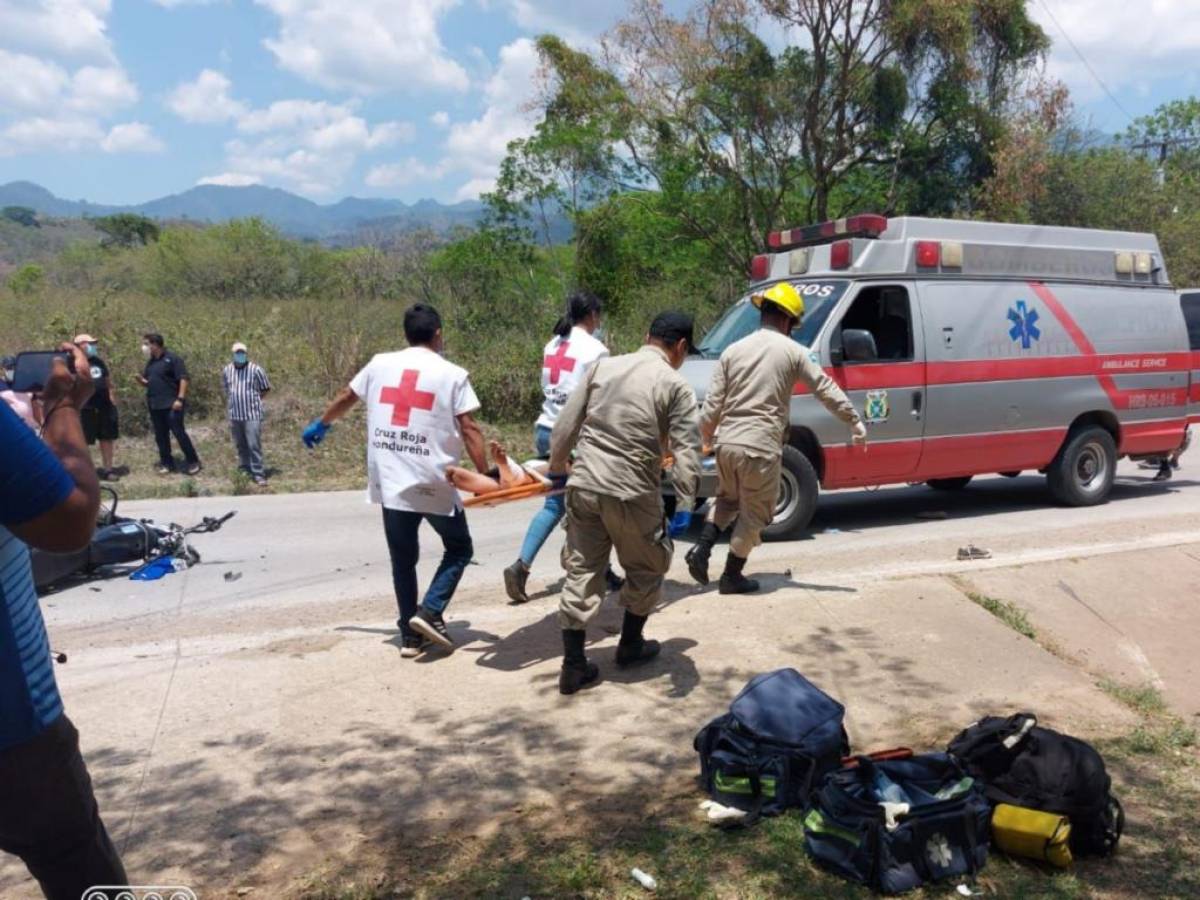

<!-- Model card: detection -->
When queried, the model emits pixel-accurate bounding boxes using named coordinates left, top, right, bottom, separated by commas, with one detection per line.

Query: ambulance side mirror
left=840, top=329, right=878, bottom=363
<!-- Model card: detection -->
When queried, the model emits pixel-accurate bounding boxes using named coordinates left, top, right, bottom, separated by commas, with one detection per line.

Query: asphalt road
left=9, top=460, right=1199, bottom=896
left=41, top=460, right=1200, bottom=635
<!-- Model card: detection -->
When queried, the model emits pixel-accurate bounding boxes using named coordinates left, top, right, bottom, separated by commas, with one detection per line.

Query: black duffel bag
left=804, top=753, right=991, bottom=894
left=694, top=668, right=848, bottom=823
left=947, top=712, right=1123, bottom=856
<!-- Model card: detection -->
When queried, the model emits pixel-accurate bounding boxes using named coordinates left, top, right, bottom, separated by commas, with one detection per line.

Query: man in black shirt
left=73, top=334, right=122, bottom=481
left=137, top=333, right=202, bottom=475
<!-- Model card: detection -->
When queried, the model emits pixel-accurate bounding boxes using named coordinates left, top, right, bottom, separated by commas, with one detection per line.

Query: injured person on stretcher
left=447, top=440, right=552, bottom=496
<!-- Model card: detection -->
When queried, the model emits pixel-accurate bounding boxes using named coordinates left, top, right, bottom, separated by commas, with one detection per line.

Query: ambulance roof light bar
left=768, top=213, right=888, bottom=251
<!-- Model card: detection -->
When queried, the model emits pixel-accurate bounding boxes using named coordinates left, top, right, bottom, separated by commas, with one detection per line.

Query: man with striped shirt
left=1, top=343, right=127, bottom=898
left=222, top=341, right=271, bottom=485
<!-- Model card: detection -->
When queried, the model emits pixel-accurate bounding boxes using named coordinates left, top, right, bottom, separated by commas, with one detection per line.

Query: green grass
left=1098, top=678, right=1169, bottom=716
left=963, top=588, right=1037, bottom=639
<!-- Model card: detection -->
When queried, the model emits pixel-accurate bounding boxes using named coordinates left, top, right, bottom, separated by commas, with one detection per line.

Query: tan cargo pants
left=708, top=444, right=780, bottom=559
left=559, top=487, right=673, bottom=630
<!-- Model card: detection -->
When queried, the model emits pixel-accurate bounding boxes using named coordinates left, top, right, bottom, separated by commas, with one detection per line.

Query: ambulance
left=680, top=215, right=1195, bottom=538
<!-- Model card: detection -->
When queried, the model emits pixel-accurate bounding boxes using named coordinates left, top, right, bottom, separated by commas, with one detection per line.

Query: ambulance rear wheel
left=763, top=446, right=819, bottom=541
left=1048, top=426, right=1116, bottom=506
left=927, top=476, right=973, bottom=491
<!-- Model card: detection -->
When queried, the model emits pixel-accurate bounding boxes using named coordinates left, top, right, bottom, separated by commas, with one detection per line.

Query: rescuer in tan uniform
left=687, top=283, right=868, bottom=594
left=548, top=311, right=702, bottom=695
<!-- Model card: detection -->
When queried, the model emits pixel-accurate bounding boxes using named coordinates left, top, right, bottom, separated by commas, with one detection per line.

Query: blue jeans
left=519, top=425, right=565, bottom=566
left=382, top=506, right=474, bottom=638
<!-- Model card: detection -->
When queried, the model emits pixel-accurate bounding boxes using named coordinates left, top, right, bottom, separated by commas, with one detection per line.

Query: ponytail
left=552, top=290, right=603, bottom=338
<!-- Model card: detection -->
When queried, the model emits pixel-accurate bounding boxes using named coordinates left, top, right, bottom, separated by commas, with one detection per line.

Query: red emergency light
left=768, top=213, right=888, bottom=251
left=749, top=253, right=770, bottom=281
left=915, top=241, right=940, bottom=268
left=830, top=240, right=852, bottom=270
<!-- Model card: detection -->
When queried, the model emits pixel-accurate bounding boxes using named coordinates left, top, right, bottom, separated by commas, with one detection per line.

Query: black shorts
left=81, top=405, right=119, bottom=444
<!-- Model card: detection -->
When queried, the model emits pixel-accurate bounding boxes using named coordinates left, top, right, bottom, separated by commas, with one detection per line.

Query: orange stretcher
left=462, top=480, right=561, bottom=508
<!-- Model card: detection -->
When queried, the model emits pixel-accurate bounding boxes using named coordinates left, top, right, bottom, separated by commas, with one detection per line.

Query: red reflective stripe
left=1120, top=420, right=1189, bottom=455
left=794, top=352, right=1191, bottom=395
left=1190, top=383, right=1200, bottom=403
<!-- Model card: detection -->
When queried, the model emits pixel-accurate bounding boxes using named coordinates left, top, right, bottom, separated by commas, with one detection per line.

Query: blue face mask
left=233, top=352, right=248, bottom=366
left=84, top=344, right=97, bottom=358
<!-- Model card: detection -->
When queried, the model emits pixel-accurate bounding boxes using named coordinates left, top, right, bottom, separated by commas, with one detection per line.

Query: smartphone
left=11, top=351, right=71, bottom=393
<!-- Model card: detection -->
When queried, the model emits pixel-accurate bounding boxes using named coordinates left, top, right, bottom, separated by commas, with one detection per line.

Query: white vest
left=349, top=347, right=480, bottom=515
left=536, top=326, right=609, bottom=429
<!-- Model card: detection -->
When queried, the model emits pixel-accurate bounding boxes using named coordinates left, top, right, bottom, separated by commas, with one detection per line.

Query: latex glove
left=851, top=420, right=868, bottom=446
left=302, top=418, right=331, bottom=448
left=546, top=471, right=569, bottom=491
left=668, top=509, right=692, bottom=538
left=879, top=801, right=911, bottom=831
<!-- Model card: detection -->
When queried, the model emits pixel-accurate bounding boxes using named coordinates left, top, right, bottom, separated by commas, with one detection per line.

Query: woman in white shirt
left=504, top=292, right=617, bottom=603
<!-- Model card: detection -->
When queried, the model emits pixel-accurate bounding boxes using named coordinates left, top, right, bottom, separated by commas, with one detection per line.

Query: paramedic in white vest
left=302, top=304, right=489, bottom=656
left=687, top=283, right=868, bottom=594
left=503, top=291, right=622, bottom=603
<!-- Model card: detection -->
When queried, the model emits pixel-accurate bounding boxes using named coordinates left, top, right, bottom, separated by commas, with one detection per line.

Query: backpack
left=694, top=668, right=848, bottom=823
left=804, top=753, right=991, bottom=894
left=947, top=713, right=1123, bottom=856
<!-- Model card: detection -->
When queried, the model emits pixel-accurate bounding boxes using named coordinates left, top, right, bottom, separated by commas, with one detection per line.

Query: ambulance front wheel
left=763, top=446, right=819, bottom=541
left=1047, top=425, right=1117, bottom=506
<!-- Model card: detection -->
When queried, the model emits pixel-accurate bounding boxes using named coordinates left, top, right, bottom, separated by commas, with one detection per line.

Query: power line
left=1036, top=0, right=1136, bottom=124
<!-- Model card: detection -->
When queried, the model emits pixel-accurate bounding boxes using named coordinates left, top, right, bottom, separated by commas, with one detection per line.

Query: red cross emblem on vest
left=544, top=341, right=576, bottom=385
left=379, top=369, right=436, bottom=427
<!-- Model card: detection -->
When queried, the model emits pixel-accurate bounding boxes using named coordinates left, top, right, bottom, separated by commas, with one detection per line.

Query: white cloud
left=67, top=65, right=138, bottom=113
left=0, top=50, right=69, bottom=112
left=101, top=121, right=165, bottom=153
left=254, top=0, right=470, bottom=94
left=196, top=98, right=416, bottom=195
left=0, top=116, right=104, bottom=156
left=430, top=110, right=450, bottom=128
left=152, top=0, right=222, bottom=7
left=0, top=0, right=116, bottom=63
left=501, top=0, right=623, bottom=42
left=1031, top=1, right=1200, bottom=111
left=365, top=158, right=447, bottom=188
left=0, top=2, right=143, bottom=157
left=197, top=172, right=263, bottom=187
left=442, top=36, right=540, bottom=200
left=167, top=69, right=246, bottom=123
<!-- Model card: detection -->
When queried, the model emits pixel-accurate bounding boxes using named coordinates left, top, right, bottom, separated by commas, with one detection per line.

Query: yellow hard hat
left=752, top=282, right=804, bottom=319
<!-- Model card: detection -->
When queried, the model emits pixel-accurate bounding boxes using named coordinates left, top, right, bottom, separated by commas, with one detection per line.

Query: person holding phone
left=73, top=334, right=121, bottom=481
left=0, top=343, right=129, bottom=898
left=136, top=333, right=201, bottom=476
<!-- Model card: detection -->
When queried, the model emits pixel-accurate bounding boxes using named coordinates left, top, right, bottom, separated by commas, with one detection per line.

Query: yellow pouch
left=992, top=803, right=1073, bottom=868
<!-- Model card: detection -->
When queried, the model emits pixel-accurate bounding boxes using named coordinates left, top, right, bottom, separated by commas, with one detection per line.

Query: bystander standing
left=222, top=341, right=271, bottom=485
left=136, top=333, right=201, bottom=475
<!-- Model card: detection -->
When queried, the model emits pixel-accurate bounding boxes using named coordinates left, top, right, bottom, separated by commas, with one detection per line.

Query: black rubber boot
left=685, top=521, right=720, bottom=586
left=615, top=611, right=661, bottom=666
left=503, top=559, right=530, bottom=603
left=1154, top=461, right=1173, bottom=482
left=559, top=629, right=600, bottom=695
left=718, top=553, right=760, bottom=595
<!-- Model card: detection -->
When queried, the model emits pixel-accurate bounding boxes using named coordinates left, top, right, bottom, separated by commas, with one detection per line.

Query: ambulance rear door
left=1182, top=291, right=1200, bottom=427
left=820, top=281, right=926, bottom=484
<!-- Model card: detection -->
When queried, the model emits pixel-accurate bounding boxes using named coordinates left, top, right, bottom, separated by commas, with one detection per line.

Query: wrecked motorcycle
left=32, top=487, right=235, bottom=592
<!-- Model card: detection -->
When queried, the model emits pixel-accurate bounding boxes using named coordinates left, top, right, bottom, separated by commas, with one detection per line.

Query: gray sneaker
left=409, top=607, right=453, bottom=650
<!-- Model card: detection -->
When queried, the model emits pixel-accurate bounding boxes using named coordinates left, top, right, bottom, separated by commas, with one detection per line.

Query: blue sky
left=1, top=1, right=1197, bottom=206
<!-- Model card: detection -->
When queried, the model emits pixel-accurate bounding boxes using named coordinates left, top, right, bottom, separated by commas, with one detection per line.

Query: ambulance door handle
left=911, top=391, right=923, bottom=419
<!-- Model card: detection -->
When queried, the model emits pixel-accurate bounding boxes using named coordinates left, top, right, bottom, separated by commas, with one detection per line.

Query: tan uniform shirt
left=700, top=328, right=861, bottom=453
left=550, top=344, right=702, bottom=510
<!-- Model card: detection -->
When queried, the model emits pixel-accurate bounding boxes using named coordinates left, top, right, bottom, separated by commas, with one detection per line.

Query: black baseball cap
left=648, top=310, right=695, bottom=353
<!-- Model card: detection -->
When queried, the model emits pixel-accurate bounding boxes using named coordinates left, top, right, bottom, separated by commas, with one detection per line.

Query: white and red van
left=680, top=215, right=1193, bottom=538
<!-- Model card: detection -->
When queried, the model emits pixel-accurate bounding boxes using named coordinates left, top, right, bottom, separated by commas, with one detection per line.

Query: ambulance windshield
left=695, top=280, right=849, bottom=358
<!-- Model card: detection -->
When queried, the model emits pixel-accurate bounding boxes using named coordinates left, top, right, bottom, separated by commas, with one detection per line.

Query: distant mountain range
left=0, top=180, right=489, bottom=240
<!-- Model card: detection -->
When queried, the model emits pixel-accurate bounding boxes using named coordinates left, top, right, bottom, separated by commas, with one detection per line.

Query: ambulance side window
left=1181, top=292, right=1200, bottom=350
left=834, top=285, right=913, bottom=362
